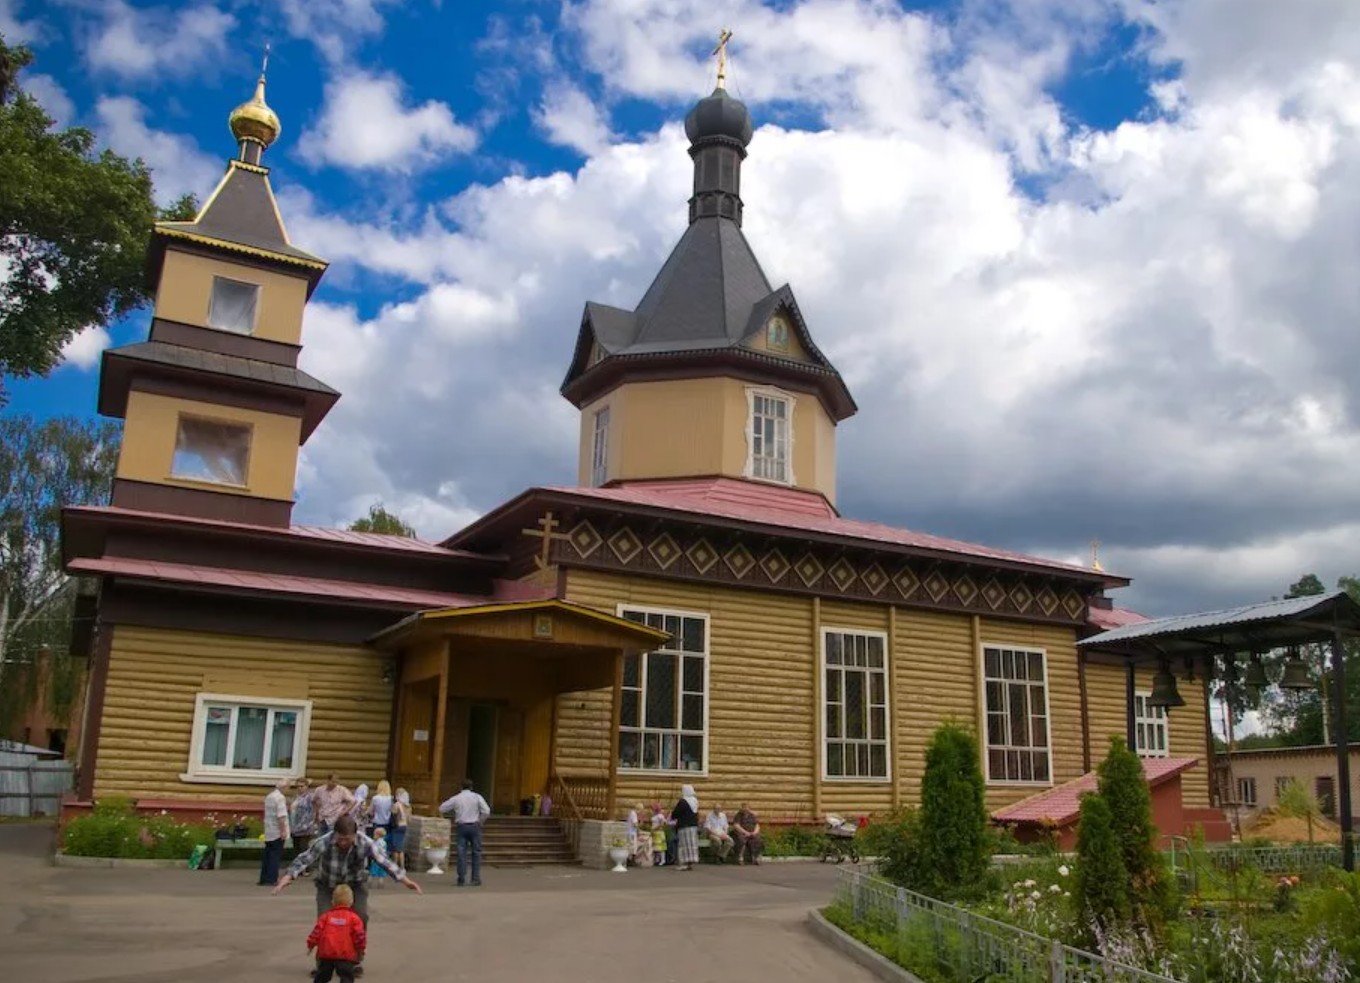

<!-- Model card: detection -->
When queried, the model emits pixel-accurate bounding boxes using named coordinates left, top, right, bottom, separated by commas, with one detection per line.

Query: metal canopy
left=1081, top=588, right=1359, bottom=871
left=1078, top=589, right=1360, bottom=661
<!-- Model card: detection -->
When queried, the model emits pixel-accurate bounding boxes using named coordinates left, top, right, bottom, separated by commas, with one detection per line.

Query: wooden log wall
left=1084, top=662, right=1211, bottom=808
left=94, top=625, right=392, bottom=802
left=561, top=569, right=1098, bottom=821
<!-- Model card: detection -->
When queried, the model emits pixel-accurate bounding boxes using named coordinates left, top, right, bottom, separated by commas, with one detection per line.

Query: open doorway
left=466, top=703, right=497, bottom=803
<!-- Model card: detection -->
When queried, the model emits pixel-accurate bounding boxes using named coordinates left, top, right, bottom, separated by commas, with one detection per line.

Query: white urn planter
left=608, top=846, right=630, bottom=873
left=424, top=847, right=448, bottom=875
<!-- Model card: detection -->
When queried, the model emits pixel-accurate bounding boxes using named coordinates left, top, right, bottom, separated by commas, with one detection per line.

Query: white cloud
left=297, top=71, right=478, bottom=173
left=279, top=0, right=396, bottom=64
left=0, top=0, right=40, bottom=44
left=25, top=73, right=74, bottom=127
left=81, top=1, right=235, bottom=80
left=59, top=326, right=111, bottom=370
left=535, top=82, right=614, bottom=156
left=271, top=0, right=1360, bottom=617
left=95, top=96, right=221, bottom=205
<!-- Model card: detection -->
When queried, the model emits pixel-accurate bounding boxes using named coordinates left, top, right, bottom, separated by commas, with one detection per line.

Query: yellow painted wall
left=94, top=625, right=391, bottom=800
left=560, top=569, right=1095, bottom=820
left=1085, top=662, right=1211, bottom=808
left=576, top=377, right=837, bottom=503
left=154, top=249, right=308, bottom=345
left=117, top=390, right=300, bottom=501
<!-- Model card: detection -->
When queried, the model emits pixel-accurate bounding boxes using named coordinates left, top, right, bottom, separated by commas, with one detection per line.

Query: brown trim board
left=112, top=479, right=294, bottom=528
left=150, top=317, right=301, bottom=368
left=76, top=623, right=113, bottom=801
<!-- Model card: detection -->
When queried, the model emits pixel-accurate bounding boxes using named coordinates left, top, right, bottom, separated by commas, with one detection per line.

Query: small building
left=1216, top=745, right=1360, bottom=829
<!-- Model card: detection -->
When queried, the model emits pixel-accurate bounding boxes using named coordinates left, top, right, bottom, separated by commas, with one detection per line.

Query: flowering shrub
left=63, top=801, right=217, bottom=860
left=994, top=864, right=1073, bottom=938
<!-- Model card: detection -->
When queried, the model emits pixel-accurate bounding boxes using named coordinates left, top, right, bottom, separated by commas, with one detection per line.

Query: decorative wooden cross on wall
left=522, top=510, right=570, bottom=589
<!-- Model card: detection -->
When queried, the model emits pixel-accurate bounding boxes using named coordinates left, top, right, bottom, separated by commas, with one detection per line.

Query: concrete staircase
left=481, top=816, right=577, bottom=867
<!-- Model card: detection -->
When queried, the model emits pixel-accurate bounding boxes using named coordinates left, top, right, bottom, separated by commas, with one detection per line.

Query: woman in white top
left=368, top=779, right=394, bottom=837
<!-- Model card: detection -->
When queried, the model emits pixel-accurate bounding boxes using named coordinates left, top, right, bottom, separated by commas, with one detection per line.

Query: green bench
left=213, top=839, right=299, bottom=870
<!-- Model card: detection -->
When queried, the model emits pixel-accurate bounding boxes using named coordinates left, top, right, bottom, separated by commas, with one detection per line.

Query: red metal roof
left=68, top=556, right=495, bottom=609
left=992, top=757, right=1199, bottom=826
left=542, top=478, right=1109, bottom=578
left=1087, top=605, right=1150, bottom=631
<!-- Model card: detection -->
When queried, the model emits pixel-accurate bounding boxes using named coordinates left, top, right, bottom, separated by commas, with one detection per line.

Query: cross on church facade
left=522, top=510, right=570, bottom=588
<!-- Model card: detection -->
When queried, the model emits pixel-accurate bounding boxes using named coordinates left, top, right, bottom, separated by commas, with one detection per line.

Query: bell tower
left=97, top=64, right=336, bottom=528
left=560, top=35, right=856, bottom=504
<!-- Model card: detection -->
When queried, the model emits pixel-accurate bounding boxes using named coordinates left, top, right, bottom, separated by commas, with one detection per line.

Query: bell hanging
left=1278, top=647, right=1313, bottom=690
left=1243, top=654, right=1270, bottom=691
left=1148, top=663, right=1186, bottom=708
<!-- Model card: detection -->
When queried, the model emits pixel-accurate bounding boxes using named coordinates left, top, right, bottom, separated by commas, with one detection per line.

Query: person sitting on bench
left=731, top=803, right=763, bottom=865
left=704, top=804, right=734, bottom=862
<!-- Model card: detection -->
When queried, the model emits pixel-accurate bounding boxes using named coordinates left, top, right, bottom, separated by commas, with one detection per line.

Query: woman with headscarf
left=671, top=784, right=700, bottom=871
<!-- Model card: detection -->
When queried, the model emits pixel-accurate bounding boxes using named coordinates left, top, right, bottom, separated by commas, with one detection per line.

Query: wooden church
left=62, top=60, right=1221, bottom=839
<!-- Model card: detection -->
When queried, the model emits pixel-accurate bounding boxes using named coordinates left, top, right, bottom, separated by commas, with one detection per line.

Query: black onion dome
left=684, top=87, right=754, bottom=147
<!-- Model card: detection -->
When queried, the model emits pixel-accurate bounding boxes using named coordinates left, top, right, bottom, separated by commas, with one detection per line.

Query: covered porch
left=371, top=599, right=667, bottom=821
left=1080, top=589, right=1360, bottom=870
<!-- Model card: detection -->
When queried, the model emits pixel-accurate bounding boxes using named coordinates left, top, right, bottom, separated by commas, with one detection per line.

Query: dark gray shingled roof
left=156, top=161, right=325, bottom=267
left=105, top=341, right=337, bottom=394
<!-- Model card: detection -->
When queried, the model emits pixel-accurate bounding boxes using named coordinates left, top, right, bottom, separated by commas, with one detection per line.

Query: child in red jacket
left=307, top=884, right=367, bottom=982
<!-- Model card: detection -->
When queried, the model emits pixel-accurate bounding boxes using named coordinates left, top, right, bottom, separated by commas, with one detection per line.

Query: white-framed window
left=171, top=416, right=252, bottom=486
left=1134, top=692, right=1169, bottom=757
left=591, top=406, right=610, bottom=487
left=183, top=693, right=311, bottom=784
left=982, top=645, right=1052, bottom=784
left=823, top=629, right=890, bottom=781
left=207, top=276, right=260, bottom=334
left=1237, top=776, right=1258, bottom=806
left=745, top=387, right=793, bottom=484
left=617, top=606, right=708, bottom=774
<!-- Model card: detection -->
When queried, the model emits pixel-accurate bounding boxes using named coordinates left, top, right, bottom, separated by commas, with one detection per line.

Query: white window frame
left=1133, top=692, right=1169, bottom=758
left=1237, top=776, right=1258, bottom=806
left=206, top=275, right=261, bottom=334
left=182, top=693, right=312, bottom=785
left=821, top=628, right=891, bottom=782
left=616, top=605, right=710, bottom=777
left=170, top=415, right=253, bottom=488
left=981, top=644, right=1053, bottom=786
left=744, top=386, right=795, bottom=485
left=591, top=406, right=610, bottom=487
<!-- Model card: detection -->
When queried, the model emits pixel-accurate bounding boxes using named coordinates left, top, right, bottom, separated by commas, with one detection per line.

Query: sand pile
left=1244, top=807, right=1340, bottom=844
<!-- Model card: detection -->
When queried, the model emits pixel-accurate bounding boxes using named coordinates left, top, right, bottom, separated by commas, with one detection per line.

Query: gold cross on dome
left=522, top=511, right=570, bottom=588
left=1090, top=539, right=1104, bottom=573
left=712, top=28, right=733, bottom=89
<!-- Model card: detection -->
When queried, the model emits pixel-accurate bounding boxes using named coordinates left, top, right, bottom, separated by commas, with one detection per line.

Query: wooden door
left=494, top=707, right=524, bottom=813
left=396, top=680, right=436, bottom=773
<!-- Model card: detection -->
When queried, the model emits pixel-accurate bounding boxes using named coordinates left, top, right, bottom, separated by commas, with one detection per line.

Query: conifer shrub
left=1073, top=793, right=1130, bottom=945
left=1096, top=736, right=1174, bottom=929
left=915, top=722, right=989, bottom=899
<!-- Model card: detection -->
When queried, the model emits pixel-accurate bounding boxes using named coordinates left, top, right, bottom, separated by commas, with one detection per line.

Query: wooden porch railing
left=549, top=773, right=612, bottom=850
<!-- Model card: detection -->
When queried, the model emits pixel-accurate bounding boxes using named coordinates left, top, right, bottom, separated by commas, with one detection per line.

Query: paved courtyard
left=0, top=824, right=878, bottom=982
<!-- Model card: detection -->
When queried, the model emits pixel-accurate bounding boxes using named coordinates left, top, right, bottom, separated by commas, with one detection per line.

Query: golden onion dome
left=229, top=75, right=281, bottom=149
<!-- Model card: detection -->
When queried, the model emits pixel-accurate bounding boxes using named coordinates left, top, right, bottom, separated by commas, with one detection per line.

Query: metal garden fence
left=834, top=867, right=1182, bottom=983
left=0, top=759, right=73, bottom=817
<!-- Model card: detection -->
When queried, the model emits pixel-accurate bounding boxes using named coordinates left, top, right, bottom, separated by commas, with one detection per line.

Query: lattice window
left=591, top=406, right=610, bottom=487
left=823, top=630, right=890, bottom=780
left=1238, top=777, right=1257, bottom=806
left=1134, top=693, right=1169, bottom=757
left=748, top=390, right=790, bottom=483
left=618, top=608, right=707, bottom=773
left=983, top=646, right=1051, bottom=784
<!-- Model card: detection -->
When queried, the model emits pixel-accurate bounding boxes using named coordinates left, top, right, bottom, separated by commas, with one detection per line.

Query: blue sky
left=7, top=0, right=1360, bottom=617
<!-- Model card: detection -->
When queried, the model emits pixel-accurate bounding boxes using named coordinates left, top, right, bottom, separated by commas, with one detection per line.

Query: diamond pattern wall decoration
left=924, top=568, right=950, bottom=602
left=829, top=558, right=857, bottom=592
left=795, top=553, right=825, bottom=588
left=1062, top=590, right=1086, bottom=619
left=981, top=578, right=1006, bottom=610
left=1010, top=583, right=1034, bottom=613
left=608, top=527, right=643, bottom=565
left=686, top=539, right=719, bottom=575
left=760, top=549, right=790, bottom=583
left=1035, top=586, right=1059, bottom=616
left=568, top=520, right=603, bottom=559
left=953, top=574, right=978, bottom=606
left=862, top=564, right=888, bottom=596
left=893, top=567, right=921, bottom=599
left=724, top=543, right=756, bottom=579
left=648, top=533, right=681, bottom=570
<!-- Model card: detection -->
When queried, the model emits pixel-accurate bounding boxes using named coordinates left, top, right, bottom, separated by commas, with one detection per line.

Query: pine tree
left=1073, top=793, right=1130, bottom=945
left=1096, top=736, right=1172, bottom=929
left=917, top=722, right=989, bottom=898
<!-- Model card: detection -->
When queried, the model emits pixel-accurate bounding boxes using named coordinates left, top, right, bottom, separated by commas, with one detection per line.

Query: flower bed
left=61, top=797, right=258, bottom=860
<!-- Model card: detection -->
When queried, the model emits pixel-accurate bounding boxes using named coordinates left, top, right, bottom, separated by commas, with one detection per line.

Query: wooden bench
left=213, top=838, right=298, bottom=870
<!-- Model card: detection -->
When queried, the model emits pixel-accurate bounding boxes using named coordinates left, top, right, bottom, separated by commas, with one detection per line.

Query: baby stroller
left=818, top=814, right=861, bottom=864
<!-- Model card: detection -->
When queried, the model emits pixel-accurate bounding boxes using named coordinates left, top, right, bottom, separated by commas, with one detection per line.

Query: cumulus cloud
left=80, top=0, right=235, bottom=80
left=25, top=73, right=74, bottom=127
left=279, top=0, right=396, bottom=65
left=535, top=81, right=614, bottom=156
left=297, top=71, right=479, bottom=173
left=95, top=96, right=220, bottom=205
left=59, top=326, right=111, bottom=370
left=0, top=0, right=40, bottom=44
left=272, top=0, right=1360, bottom=615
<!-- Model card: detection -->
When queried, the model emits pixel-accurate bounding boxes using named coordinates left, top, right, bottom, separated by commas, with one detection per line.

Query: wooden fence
left=0, top=759, right=74, bottom=817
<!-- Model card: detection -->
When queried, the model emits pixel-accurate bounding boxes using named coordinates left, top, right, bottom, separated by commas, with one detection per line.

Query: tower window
left=207, top=276, right=260, bottom=334
left=747, top=390, right=791, bottom=483
left=172, top=417, right=251, bottom=486
left=591, top=406, right=610, bottom=487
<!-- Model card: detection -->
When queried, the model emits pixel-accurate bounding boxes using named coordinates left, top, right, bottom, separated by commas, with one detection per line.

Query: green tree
left=348, top=503, right=417, bottom=538
left=1096, top=736, right=1172, bottom=930
left=0, top=36, right=195, bottom=402
left=1073, top=793, right=1130, bottom=945
left=0, top=416, right=120, bottom=691
left=1276, top=778, right=1323, bottom=843
left=915, top=722, right=989, bottom=899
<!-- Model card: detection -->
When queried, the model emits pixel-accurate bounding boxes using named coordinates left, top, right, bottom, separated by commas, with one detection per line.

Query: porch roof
left=992, top=757, right=1199, bottom=827
left=367, top=598, right=670, bottom=651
